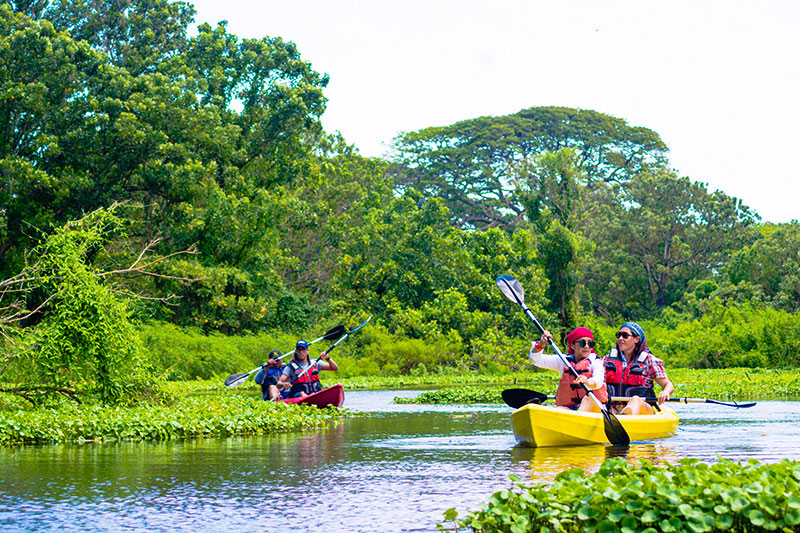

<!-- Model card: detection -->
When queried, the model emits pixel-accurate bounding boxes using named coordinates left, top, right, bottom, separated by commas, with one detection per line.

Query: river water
left=2, top=390, right=799, bottom=532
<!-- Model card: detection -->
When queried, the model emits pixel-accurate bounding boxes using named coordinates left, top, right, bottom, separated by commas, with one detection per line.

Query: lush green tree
left=514, top=148, right=593, bottom=328
left=1, top=4, right=333, bottom=335
left=724, top=222, right=800, bottom=312
left=274, top=136, right=393, bottom=298
left=1, top=5, right=103, bottom=274
left=584, top=169, right=759, bottom=316
left=329, top=191, right=549, bottom=341
left=390, top=106, right=667, bottom=229
left=1, top=207, right=165, bottom=404
left=184, top=21, right=329, bottom=188
left=43, top=0, right=195, bottom=75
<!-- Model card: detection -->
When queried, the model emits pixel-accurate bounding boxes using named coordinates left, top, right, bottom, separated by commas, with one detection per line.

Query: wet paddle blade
left=602, top=410, right=630, bottom=446
left=501, top=388, right=549, bottom=409
left=705, top=399, right=757, bottom=408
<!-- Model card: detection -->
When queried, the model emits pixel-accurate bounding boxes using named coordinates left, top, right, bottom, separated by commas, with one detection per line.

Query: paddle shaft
left=516, top=302, right=609, bottom=413
left=505, top=388, right=755, bottom=409
left=286, top=316, right=372, bottom=387
left=224, top=325, right=345, bottom=388
left=495, top=275, right=630, bottom=446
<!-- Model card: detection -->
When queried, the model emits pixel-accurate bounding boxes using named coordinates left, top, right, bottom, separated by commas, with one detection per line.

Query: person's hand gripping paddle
left=223, top=325, right=346, bottom=388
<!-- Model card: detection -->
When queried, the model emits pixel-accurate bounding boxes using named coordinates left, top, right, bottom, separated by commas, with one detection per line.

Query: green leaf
left=625, top=501, right=643, bottom=512
left=716, top=513, right=733, bottom=529
left=608, top=508, right=627, bottom=523
left=785, top=509, right=800, bottom=526
left=748, top=509, right=766, bottom=527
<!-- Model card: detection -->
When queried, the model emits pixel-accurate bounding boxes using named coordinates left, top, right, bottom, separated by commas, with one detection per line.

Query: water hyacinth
left=0, top=395, right=343, bottom=445
left=440, top=457, right=800, bottom=533
left=394, top=386, right=510, bottom=404
left=395, top=368, right=799, bottom=405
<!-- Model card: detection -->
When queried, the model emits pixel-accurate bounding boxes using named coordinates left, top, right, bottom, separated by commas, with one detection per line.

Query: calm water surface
left=2, top=391, right=799, bottom=532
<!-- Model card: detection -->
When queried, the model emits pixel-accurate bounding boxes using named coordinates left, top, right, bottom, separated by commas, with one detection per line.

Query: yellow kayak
left=510, top=403, right=679, bottom=447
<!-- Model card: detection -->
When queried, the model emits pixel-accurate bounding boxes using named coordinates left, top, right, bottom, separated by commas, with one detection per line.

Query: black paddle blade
left=496, top=275, right=525, bottom=306
left=502, top=388, right=548, bottom=409
left=224, top=373, right=249, bottom=388
left=602, top=411, right=630, bottom=446
left=324, top=325, right=346, bottom=341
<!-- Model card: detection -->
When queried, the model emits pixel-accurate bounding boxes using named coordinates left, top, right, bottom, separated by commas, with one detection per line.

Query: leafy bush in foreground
left=442, top=457, right=800, bottom=532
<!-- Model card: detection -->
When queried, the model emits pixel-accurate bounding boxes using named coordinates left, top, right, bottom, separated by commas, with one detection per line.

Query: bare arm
left=655, top=376, right=674, bottom=404
left=319, top=352, right=338, bottom=371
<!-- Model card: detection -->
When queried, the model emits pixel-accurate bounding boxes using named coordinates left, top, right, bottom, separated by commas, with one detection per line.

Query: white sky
left=189, top=0, right=800, bottom=224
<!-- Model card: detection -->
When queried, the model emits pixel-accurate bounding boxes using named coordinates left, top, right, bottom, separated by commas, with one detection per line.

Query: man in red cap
left=529, top=327, right=608, bottom=411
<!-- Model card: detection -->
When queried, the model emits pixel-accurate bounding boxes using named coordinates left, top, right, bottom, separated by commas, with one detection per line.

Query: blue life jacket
left=255, top=366, right=283, bottom=401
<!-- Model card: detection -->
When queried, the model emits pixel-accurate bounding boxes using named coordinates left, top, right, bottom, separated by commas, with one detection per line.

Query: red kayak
left=277, top=384, right=344, bottom=408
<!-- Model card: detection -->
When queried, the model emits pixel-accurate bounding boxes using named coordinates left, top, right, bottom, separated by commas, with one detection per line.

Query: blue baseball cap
left=296, top=340, right=309, bottom=349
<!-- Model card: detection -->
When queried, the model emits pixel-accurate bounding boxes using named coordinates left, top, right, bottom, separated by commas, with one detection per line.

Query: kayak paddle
left=502, top=388, right=757, bottom=409
left=496, top=274, right=630, bottom=446
left=223, top=324, right=346, bottom=388
left=286, top=316, right=373, bottom=387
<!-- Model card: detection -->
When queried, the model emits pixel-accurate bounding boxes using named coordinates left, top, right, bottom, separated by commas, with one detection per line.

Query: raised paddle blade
left=496, top=275, right=525, bottom=306
left=502, top=388, right=549, bottom=409
left=323, top=325, right=346, bottom=341
left=224, top=372, right=251, bottom=388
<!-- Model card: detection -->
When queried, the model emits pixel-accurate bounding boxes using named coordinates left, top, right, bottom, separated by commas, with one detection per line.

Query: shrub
left=443, top=457, right=800, bottom=532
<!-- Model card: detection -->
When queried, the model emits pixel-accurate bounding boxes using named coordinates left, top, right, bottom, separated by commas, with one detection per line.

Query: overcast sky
left=189, top=0, right=799, bottom=224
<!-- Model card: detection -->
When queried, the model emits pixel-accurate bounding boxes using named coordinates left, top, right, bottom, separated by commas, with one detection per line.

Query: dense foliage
left=0, top=389, right=343, bottom=444
left=1, top=0, right=799, bottom=406
left=440, top=457, right=800, bottom=532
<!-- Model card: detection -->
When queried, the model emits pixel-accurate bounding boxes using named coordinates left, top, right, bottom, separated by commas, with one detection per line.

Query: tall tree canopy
left=582, top=170, right=759, bottom=316
left=389, top=106, right=668, bottom=230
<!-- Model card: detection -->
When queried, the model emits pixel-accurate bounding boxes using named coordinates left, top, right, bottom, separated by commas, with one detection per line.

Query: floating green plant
left=441, top=457, right=800, bottom=532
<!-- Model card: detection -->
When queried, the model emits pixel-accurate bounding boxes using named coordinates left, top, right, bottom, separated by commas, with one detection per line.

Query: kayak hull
left=510, top=403, right=679, bottom=447
left=278, top=383, right=344, bottom=408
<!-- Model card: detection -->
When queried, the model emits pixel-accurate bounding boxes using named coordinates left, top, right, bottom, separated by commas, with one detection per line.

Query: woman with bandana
left=604, top=321, right=675, bottom=415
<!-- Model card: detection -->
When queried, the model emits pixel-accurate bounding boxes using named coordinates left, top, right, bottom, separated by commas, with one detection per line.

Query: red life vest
left=288, top=358, right=322, bottom=396
left=555, top=355, right=608, bottom=407
left=604, top=348, right=655, bottom=398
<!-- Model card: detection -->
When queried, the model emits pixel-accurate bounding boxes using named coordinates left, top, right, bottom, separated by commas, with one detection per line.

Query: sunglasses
left=575, top=339, right=595, bottom=348
left=616, top=331, right=636, bottom=339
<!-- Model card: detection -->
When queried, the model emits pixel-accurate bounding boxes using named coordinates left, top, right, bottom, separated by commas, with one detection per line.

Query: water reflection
left=509, top=442, right=683, bottom=482
left=1, top=393, right=799, bottom=532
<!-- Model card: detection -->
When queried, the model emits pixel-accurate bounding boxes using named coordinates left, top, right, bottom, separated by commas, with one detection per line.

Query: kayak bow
left=277, top=384, right=345, bottom=408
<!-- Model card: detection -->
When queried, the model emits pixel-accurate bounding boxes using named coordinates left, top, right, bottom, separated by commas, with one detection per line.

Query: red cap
left=566, top=327, right=594, bottom=354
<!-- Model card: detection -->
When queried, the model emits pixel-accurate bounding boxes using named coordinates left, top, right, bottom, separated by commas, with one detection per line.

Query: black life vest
left=604, top=347, right=655, bottom=398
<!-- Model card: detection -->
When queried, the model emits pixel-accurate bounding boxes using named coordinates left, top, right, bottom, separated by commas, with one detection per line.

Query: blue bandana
left=620, top=321, right=646, bottom=354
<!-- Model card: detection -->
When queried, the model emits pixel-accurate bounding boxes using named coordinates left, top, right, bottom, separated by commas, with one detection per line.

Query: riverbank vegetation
left=439, top=457, right=800, bottom=532
left=391, top=368, right=800, bottom=404
left=2, top=1, right=800, bottom=420
left=0, top=384, right=343, bottom=445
